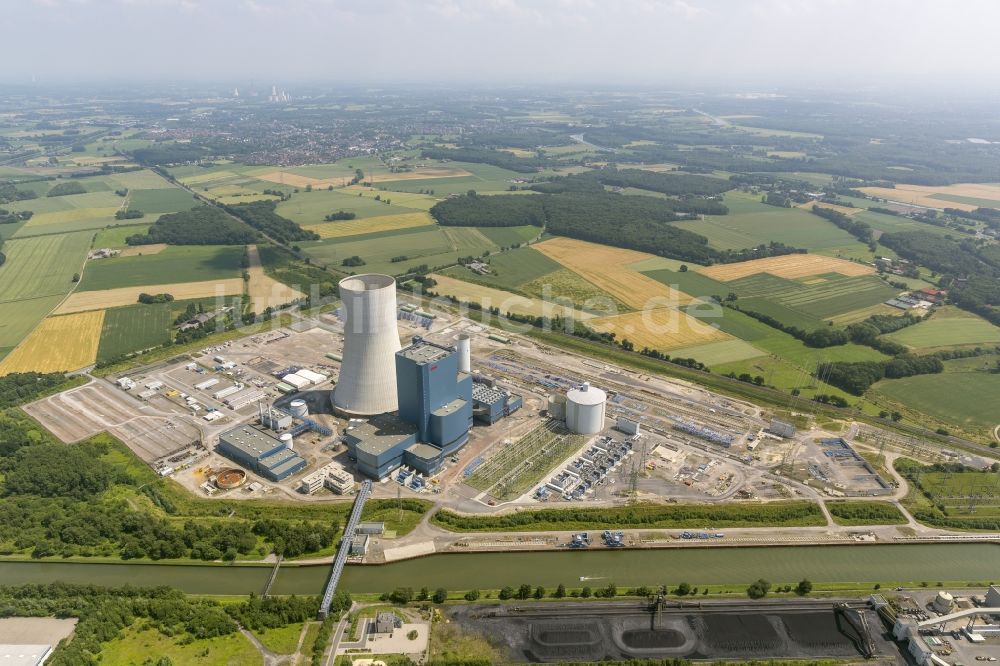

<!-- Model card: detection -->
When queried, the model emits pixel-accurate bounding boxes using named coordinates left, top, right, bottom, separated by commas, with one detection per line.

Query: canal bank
left=1, top=543, right=996, bottom=596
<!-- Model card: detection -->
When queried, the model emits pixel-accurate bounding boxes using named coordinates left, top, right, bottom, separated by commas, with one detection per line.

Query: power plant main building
left=344, top=336, right=473, bottom=478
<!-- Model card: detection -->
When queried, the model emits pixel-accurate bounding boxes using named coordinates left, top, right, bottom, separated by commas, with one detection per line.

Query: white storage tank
left=288, top=399, right=308, bottom=418
left=565, top=382, right=606, bottom=435
left=932, top=591, right=954, bottom=614
left=280, top=432, right=294, bottom=451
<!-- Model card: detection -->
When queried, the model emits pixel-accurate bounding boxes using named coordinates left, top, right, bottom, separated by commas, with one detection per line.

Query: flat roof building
left=472, top=382, right=522, bottom=425
left=217, top=425, right=307, bottom=482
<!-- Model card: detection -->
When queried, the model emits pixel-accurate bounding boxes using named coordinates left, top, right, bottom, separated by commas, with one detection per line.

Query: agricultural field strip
left=698, top=254, right=874, bottom=282
left=428, top=273, right=595, bottom=320
left=0, top=310, right=105, bottom=375
left=533, top=237, right=693, bottom=309
left=303, top=212, right=433, bottom=239
left=54, top=279, right=246, bottom=314
left=859, top=182, right=1000, bottom=211
left=245, top=244, right=304, bottom=311
left=0, top=232, right=92, bottom=303
left=588, top=308, right=733, bottom=351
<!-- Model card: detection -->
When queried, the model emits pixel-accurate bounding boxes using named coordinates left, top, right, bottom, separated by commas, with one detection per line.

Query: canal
left=1, top=543, right=995, bottom=595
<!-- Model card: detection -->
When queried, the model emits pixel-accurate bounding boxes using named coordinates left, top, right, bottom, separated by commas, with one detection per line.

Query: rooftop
left=220, top=425, right=285, bottom=459
left=472, top=382, right=507, bottom=406
left=346, top=412, right=418, bottom=455
left=398, top=338, right=453, bottom=365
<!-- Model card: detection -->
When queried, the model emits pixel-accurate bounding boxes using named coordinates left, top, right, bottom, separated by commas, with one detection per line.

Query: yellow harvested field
left=697, top=254, right=874, bottom=282
left=368, top=167, right=471, bottom=183
left=534, top=237, right=692, bottom=310
left=117, top=243, right=167, bottom=257
left=858, top=182, right=1000, bottom=212
left=245, top=245, right=303, bottom=311
left=0, top=311, right=105, bottom=375
left=429, top=274, right=593, bottom=321
left=255, top=171, right=336, bottom=189
left=25, top=207, right=118, bottom=227
left=55, top=279, right=245, bottom=314
left=304, top=212, right=433, bottom=239
left=795, top=201, right=863, bottom=216
left=589, top=308, right=731, bottom=352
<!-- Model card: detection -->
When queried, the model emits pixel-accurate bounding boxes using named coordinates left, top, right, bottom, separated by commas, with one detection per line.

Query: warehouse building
left=345, top=337, right=473, bottom=478
left=217, top=424, right=307, bottom=481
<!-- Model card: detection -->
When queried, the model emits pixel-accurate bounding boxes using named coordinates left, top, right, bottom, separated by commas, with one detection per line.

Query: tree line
left=420, top=146, right=547, bottom=173
left=431, top=501, right=824, bottom=531
left=225, top=200, right=320, bottom=244
left=126, top=206, right=258, bottom=245
left=430, top=191, right=804, bottom=266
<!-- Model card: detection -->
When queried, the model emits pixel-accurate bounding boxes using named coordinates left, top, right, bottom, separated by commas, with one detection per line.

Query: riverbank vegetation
left=0, top=407, right=431, bottom=563
left=431, top=501, right=825, bottom=532
left=826, top=501, right=907, bottom=526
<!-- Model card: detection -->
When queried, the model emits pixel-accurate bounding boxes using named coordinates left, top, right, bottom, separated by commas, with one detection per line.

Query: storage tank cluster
left=565, top=382, right=607, bottom=435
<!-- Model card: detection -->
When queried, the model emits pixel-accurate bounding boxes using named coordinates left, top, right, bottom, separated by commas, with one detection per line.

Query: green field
left=96, top=304, right=173, bottom=361
left=376, top=162, right=526, bottom=196
left=275, top=188, right=423, bottom=224
left=93, top=224, right=150, bottom=248
left=128, top=187, right=199, bottom=214
left=896, top=458, right=1000, bottom=530
left=441, top=246, right=560, bottom=291
left=301, top=224, right=498, bottom=276
left=0, top=295, right=65, bottom=353
left=667, top=338, right=766, bottom=365
left=78, top=245, right=244, bottom=291
left=477, top=224, right=541, bottom=247
left=874, top=371, right=1000, bottom=431
left=673, top=191, right=862, bottom=251
left=646, top=267, right=898, bottom=324
left=98, top=625, right=260, bottom=666
left=886, top=308, right=1000, bottom=349
left=108, top=169, right=178, bottom=190
left=0, top=231, right=92, bottom=302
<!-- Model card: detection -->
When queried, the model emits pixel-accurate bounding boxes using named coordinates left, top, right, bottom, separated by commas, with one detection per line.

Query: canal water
left=0, top=543, right=995, bottom=596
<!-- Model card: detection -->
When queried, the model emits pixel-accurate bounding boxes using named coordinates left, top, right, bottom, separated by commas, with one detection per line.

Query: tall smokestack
left=456, top=334, right=471, bottom=374
left=332, top=274, right=401, bottom=415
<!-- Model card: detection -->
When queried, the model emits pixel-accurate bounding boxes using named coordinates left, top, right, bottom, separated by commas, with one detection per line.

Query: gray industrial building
left=471, top=382, right=523, bottom=425
left=217, top=424, right=307, bottom=481
left=345, top=337, right=473, bottom=478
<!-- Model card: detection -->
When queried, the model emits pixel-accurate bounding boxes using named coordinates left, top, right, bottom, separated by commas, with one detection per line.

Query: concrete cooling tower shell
left=332, top=274, right=402, bottom=416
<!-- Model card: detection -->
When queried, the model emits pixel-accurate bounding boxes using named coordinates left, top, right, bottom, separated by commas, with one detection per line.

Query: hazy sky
left=6, top=0, right=1000, bottom=89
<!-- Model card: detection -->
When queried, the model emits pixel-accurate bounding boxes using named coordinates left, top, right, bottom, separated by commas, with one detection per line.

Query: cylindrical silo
left=280, top=432, right=294, bottom=450
left=332, top=274, right=401, bottom=415
left=456, top=334, right=471, bottom=374
left=289, top=399, right=308, bottom=418
left=565, top=382, right=607, bottom=435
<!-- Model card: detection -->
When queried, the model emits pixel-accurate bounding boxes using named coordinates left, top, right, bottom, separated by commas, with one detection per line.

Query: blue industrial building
left=217, top=425, right=308, bottom=481
left=345, top=337, right=475, bottom=478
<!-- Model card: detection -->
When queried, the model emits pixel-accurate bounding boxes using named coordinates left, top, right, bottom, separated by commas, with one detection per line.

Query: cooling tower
left=332, top=274, right=402, bottom=415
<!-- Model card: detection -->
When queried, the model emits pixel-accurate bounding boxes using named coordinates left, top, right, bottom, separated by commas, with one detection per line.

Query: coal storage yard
left=447, top=599, right=902, bottom=663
